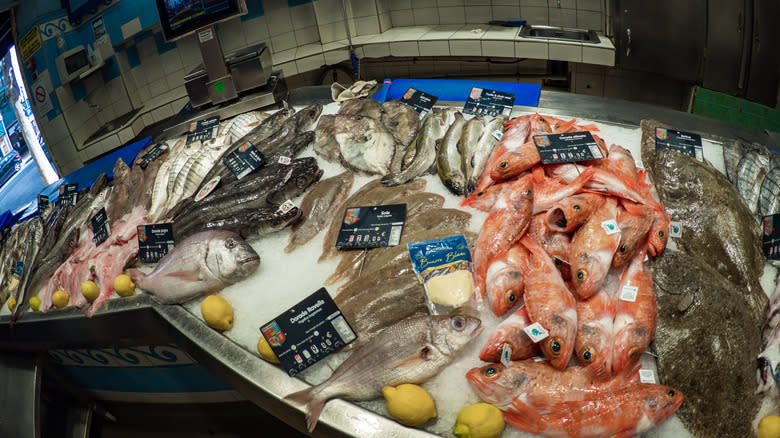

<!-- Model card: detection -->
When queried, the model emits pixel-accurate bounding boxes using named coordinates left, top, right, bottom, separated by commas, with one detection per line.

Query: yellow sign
left=19, top=26, right=42, bottom=62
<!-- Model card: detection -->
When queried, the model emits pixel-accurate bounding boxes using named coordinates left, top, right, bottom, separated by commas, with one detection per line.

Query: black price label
left=38, top=194, right=48, bottom=212
left=59, top=184, right=79, bottom=206
left=135, top=143, right=169, bottom=169
left=654, top=128, right=703, bottom=160
left=0, top=226, right=10, bottom=242
left=335, top=203, right=406, bottom=249
left=533, top=131, right=605, bottom=164
left=88, top=207, right=111, bottom=246
left=261, top=287, right=356, bottom=377
left=401, top=88, right=438, bottom=115
left=137, top=223, right=175, bottom=263
left=762, top=214, right=780, bottom=260
left=223, top=141, right=265, bottom=180
left=13, top=261, right=23, bottom=279
left=186, top=116, right=220, bottom=144
left=463, top=87, right=515, bottom=117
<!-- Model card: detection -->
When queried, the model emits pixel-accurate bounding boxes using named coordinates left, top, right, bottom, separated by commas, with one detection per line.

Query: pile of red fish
left=461, top=114, right=683, bottom=437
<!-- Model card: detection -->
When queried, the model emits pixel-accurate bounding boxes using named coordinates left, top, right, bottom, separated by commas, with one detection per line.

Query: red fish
left=569, top=197, right=621, bottom=300
left=527, top=214, right=571, bottom=280
left=595, top=143, right=639, bottom=181
left=479, top=305, right=539, bottom=363
left=520, top=235, right=577, bottom=370
left=485, top=243, right=529, bottom=316
left=639, top=172, right=670, bottom=256
left=613, top=200, right=654, bottom=269
left=612, top=249, right=657, bottom=376
left=489, top=141, right=542, bottom=182
left=544, top=193, right=606, bottom=234
left=503, top=382, right=683, bottom=438
left=472, top=175, right=534, bottom=300
left=574, top=286, right=616, bottom=381
left=460, top=179, right=510, bottom=211
left=472, top=114, right=534, bottom=195
left=532, top=166, right=596, bottom=215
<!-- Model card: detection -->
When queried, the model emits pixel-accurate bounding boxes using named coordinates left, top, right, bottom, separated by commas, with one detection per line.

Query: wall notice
left=20, top=27, right=42, bottom=62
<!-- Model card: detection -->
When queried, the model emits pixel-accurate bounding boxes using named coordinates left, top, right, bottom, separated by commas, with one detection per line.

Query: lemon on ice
left=453, top=403, right=505, bottom=438
left=201, top=295, right=233, bottom=331
left=758, top=415, right=780, bottom=438
left=382, top=384, right=436, bottom=427
left=6, top=297, right=16, bottom=311
left=113, top=274, right=135, bottom=297
left=81, top=281, right=99, bottom=302
left=257, top=336, right=280, bottom=364
left=29, top=296, right=41, bottom=311
left=52, top=290, right=69, bottom=308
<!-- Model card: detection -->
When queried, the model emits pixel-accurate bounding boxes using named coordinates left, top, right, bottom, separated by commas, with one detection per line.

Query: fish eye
left=225, top=238, right=237, bottom=249
left=504, top=290, right=517, bottom=305
left=619, top=244, right=627, bottom=253
left=576, top=269, right=587, bottom=281
left=297, top=177, right=307, bottom=187
left=553, top=257, right=563, bottom=266
left=452, top=316, right=466, bottom=330
left=549, top=338, right=562, bottom=355
left=666, top=390, right=676, bottom=398
left=582, top=348, right=594, bottom=363
left=658, top=230, right=665, bottom=238
left=498, top=161, right=508, bottom=169
left=573, top=204, right=581, bottom=211
left=629, top=348, right=641, bottom=361
left=524, top=188, right=532, bottom=197
left=272, top=220, right=280, bottom=227
left=482, top=366, right=500, bottom=378
left=476, top=191, right=485, bottom=197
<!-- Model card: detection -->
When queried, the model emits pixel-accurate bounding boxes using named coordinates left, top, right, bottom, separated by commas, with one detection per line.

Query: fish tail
left=127, top=268, right=146, bottom=286
left=284, top=387, right=326, bottom=433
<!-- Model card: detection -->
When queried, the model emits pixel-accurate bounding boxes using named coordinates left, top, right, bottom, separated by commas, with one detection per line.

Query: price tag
left=186, top=116, right=220, bottom=144
left=135, top=143, right=168, bottom=169
left=639, top=368, right=656, bottom=383
left=500, top=344, right=512, bottom=367
left=655, top=128, right=703, bottom=161
left=59, top=184, right=79, bottom=207
left=601, top=219, right=619, bottom=235
left=278, top=200, right=296, bottom=213
left=223, top=141, right=266, bottom=180
left=277, top=156, right=292, bottom=165
left=620, top=285, right=638, bottom=302
left=534, top=131, right=605, bottom=164
left=195, top=176, right=221, bottom=202
left=762, top=214, right=780, bottom=260
left=336, top=204, right=406, bottom=249
left=13, top=261, right=23, bottom=279
left=37, top=194, right=48, bottom=212
left=492, top=130, right=503, bottom=141
left=669, top=221, right=682, bottom=238
left=463, top=87, right=515, bottom=117
left=88, top=207, right=111, bottom=246
left=400, top=88, right=438, bottom=115
left=523, top=322, right=549, bottom=343
left=260, top=287, right=356, bottom=377
left=137, top=224, right=175, bottom=264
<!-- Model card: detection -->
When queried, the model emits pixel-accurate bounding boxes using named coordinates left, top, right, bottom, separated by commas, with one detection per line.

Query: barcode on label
left=389, top=225, right=403, bottom=246
left=278, top=156, right=292, bottom=165
left=639, top=368, right=656, bottom=383
left=589, top=144, right=604, bottom=159
left=330, top=315, right=356, bottom=343
left=500, top=344, right=512, bottom=367
left=669, top=221, right=682, bottom=238
left=601, top=219, right=619, bottom=235
left=492, top=130, right=503, bottom=141
left=620, top=285, right=638, bottom=302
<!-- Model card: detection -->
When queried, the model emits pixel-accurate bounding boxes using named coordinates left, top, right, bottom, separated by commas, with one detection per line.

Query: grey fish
left=285, top=171, right=355, bottom=253
left=265, top=165, right=324, bottom=206
left=11, top=218, right=43, bottom=322
left=437, top=112, right=467, bottom=195
left=319, top=178, right=427, bottom=262
left=89, top=172, right=110, bottom=196
left=312, top=115, right=342, bottom=162
left=645, top=146, right=767, bottom=322
left=460, top=116, right=485, bottom=189
left=735, top=150, right=771, bottom=214
left=468, top=115, right=508, bottom=195
left=175, top=206, right=302, bottom=242
left=106, top=158, right=131, bottom=225
left=338, top=98, right=384, bottom=120
left=128, top=230, right=259, bottom=304
left=382, top=100, right=420, bottom=148
left=286, top=103, right=323, bottom=133
left=284, top=314, right=482, bottom=432
left=647, top=248, right=761, bottom=438
left=331, top=115, right=397, bottom=175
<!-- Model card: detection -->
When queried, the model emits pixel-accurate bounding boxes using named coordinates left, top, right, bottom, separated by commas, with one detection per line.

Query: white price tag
left=639, top=368, right=656, bottom=383
left=198, top=28, right=214, bottom=42
left=523, top=322, right=549, bottom=343
left=669, top=221, right=682, bottom=238
left=492, top=130, right=503, bottom=141
left=601, top=219, right=619, bottom=235
left=532, top=355, right=546, bottom=362
left=278, top=200, right=295, bottom=213
left=500, top=344, right=512, bottom=366
left=195, top=176, right=221, bottom=202
left=620, top=285, right=638, bottom=302
left=278, top=156, right=292, bottom=165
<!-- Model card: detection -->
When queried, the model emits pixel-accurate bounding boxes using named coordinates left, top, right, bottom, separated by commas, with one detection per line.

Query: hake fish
left=128, top=230, right=259, bottom=304
left=437, top=112, right=468, bottom=195
left=284, top=315, right=482, bottom=432
left=459, top=116, right=485, bottom=193
left=285, top=171, right=355, bottom=253
left=468, top=115, right=508, bottom=196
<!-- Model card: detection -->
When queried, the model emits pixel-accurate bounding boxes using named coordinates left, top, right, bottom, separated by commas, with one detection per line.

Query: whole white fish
left=285, top=315, right=482, bottom=432
left=468, top=115, right=508, bottom=195
left=128, top=230, right=259, bottom=304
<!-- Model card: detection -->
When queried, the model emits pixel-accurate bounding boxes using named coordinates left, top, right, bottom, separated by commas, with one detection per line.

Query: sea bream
left=285, top=315, right=482, bottom=432
left=129, top=230, right=260, bottom=304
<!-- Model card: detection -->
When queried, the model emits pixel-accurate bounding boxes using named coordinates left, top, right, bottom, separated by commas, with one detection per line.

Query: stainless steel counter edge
left=0, top=295, right=436, bottom=438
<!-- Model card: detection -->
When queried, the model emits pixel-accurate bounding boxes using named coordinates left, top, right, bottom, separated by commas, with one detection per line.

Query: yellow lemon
left=201, top=295, right=233, bottom=331
left=6, top=297, right=16, bottom=311
left=114, top=274, right=135, bottom=297
left=29, top=296, right=41, bottom=311
left=453, top=403, right=505, bottom=438
left=257, top=336, right=280, bottom=364
left=758, top=415, right=780, bottom=438
left=52, top=290, right=69, bottom=309
left=81, top=281, right=99, bottom=302
left=382, top=384, right=436, bottom=427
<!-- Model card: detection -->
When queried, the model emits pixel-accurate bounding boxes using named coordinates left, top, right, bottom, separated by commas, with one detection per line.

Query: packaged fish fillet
left=408, top=235, right=475, bottom=315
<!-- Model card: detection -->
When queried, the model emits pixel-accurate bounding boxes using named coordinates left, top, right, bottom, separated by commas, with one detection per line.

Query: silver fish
left=128, top=230, right=259, bottom=304
left=460, top=116, right=485, bottom=188
left=382, top=109, right=454, bottom=186
left=468, top=115, right=508, bottom=195
left=437, top=112, right=467, bottom=195
left=284, top=314, right=482, bottom=432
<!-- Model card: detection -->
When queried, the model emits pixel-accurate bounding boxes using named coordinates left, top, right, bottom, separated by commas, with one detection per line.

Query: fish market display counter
left=0, top=86, right=775, bottom=438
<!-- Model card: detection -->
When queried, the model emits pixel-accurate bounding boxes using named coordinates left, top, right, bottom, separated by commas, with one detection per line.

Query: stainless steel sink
left=519, top=25, right=601, bottom=44
left=84, top=108, right=142, bottom=144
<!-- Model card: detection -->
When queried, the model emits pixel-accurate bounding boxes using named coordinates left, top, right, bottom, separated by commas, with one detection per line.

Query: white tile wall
left=414, top=8, right=440, bottom=25
left=549, top=0, right=577, bottom=9
left=243, top=16, right=270, bottom=45
left=549, top=8, right=577, bottom=27
left=355, top=16, right=380, bottom=35
left=491, top=5, right=521, bottom=19
left=464, top=6, right=491, bottom=24
left=577, top=0, right=602, bottom=11
left=419, top=40, right=451, bottom=56
left=577, top=10, right=602, bottom=30
left=390, top=9, right=414, bottom=27
left=522, top=6, right=549, bottom=24
left=290, top=3, right=318, bottom=28
left=439, top=7, right=466, bottom=24
left=390, top=41, right=420, bottom=57
left=450, top=39, right=482, bottom=56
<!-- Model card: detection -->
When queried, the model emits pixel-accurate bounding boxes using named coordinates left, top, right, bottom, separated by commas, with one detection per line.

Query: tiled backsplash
left=19, top=0, right=608, bottom=176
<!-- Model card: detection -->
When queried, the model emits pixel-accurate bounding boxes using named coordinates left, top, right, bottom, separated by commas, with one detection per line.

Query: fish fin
left=164, top=270, right=201, bottom=281
left=387, top=345, right=435, bottom=369
left=531, top=165, right=545, bottom=183
left=284, top=387, right=325, bottom=433
left=504, top=400, right=546, bottom=434
left=127, top=268, right=146, bottom=283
